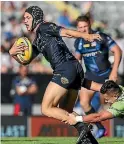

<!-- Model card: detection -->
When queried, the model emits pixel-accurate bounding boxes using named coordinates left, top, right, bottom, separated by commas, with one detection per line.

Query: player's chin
left=26, top=26, right=31, bottom=31
left=27, top=28, right=31, bottom=31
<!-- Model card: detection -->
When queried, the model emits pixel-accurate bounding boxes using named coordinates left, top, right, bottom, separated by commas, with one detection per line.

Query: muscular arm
left=83, top=110, right=113, bottom=123
left=67, top=110, right=113, bottom=125
left=109, top=45, right=122, bottom=81
left=60, top=28, right=89, bottom=38
left=60, top=28, right=102, bottom=41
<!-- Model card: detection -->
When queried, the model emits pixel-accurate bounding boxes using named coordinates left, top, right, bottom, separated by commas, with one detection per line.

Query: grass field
left=1, top=137, right=124, bottom=144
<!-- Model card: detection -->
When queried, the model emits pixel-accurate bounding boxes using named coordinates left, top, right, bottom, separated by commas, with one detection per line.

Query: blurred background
left=1, top=1, right=124, bottom=138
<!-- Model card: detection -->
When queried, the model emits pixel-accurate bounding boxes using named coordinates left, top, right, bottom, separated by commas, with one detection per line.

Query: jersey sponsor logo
left=83, top=44, right=90, bottom=48
left=61, top=77, right=69, bottom=84
left=54, top=74, right=61, bottom=76
left=83, top=50, right=102, bottom=57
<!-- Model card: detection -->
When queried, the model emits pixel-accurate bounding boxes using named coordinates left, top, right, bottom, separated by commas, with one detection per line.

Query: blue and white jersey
left=12, top=76, right=36, bottom=105
left=74, top=31, right=117, bottom=76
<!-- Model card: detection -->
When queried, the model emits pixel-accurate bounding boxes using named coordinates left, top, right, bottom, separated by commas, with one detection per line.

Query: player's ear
left=113, top=94, right=118, bottom=98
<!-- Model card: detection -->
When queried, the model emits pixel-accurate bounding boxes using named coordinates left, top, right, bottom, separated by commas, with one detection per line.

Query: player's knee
left=41, top=103, right=53, bottom=117
left=41, top=107, right=50, bottom=116
left=41, top=104, right=49, bottom=116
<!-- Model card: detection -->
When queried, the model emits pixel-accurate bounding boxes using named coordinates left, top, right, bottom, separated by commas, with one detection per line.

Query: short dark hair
left=100, top=80, right=121, bottom=95
left=76, top=15, right=90, bottom=25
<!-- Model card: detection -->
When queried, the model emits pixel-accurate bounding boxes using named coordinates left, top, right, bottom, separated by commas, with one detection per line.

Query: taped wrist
left=76, top=116, right=83, bottom=122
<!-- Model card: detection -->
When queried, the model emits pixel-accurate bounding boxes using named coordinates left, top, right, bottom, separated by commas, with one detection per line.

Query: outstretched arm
left=83, top=110, right=113, bottom=123
left=67, top=111, right=113, bottom=125
left=109, top=45, right=122, bottom=82
left=60, top=28, right=102, bottom=42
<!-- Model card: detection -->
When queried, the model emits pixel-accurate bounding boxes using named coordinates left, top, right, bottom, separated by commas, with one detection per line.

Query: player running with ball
left=9, top=6, right=102, bottom=144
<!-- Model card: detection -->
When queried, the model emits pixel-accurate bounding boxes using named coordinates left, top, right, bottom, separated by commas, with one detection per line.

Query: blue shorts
left=51, top=60, right=84, bottom=90
left=84, top=70, right=111, bottom=84
left=82, top=70, right=111, bottom=88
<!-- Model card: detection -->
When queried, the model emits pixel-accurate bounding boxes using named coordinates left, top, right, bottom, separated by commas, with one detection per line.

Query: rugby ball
left=16, top=37, right=32, bottom=64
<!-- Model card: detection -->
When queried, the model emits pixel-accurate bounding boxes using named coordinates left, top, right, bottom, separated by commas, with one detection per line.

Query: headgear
left=25, top=6, right=43, bottom=31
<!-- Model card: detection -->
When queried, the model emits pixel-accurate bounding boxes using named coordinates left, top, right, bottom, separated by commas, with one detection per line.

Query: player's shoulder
left=96, top=31, right=112, bottom=39
left=75, top=38, right=81, bottom=43
left=37, top=22, right=53, bottom=31
left=75, top=37, right=84, bottom=44
left=44, top=22, right=57, bottom=28
left=39, top=22, right=59, bottom=32
left=95, top=31, right=113, bottom=43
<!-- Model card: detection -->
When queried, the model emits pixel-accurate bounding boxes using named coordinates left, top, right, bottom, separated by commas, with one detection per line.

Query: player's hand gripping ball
left=16, top=37, right=32, bottom=64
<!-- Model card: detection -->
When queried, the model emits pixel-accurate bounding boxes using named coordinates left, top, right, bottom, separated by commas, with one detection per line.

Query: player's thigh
left=80, top=87, right=95, bottom=103
left=41, top=81, right=68, bottom=110
left=59, top=89, right=78, bottom=112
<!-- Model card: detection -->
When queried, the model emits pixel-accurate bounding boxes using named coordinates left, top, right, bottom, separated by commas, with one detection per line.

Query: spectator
left=1, top=45, right=12, bottom=73
left=58, top=9, right=72, bottom=27
left=10, top=65, right=38, bottom=116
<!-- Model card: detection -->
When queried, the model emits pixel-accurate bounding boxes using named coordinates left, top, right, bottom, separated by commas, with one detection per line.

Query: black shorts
left=82, top=70, right=111, bottom=88
left=51, top=60, right=84, bottom=90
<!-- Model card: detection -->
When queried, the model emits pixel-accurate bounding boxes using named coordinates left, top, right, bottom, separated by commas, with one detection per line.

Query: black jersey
left=32, top=22, right=76, bottom=69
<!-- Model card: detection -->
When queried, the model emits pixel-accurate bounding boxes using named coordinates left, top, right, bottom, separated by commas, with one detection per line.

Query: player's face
left=103, top=93, right=118, bottom=104
left=77, top=21, right=90, bottom=34
left=24, top=12, right=33, bottom=31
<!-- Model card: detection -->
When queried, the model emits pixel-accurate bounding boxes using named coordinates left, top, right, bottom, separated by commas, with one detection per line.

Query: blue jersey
left=74, top=31, right=117, bottom=76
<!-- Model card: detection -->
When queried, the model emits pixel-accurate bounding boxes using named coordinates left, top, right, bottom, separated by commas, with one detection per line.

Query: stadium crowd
left=1, top=1, right=124, bottom=78
left=1, top=1, right=53, bottom=74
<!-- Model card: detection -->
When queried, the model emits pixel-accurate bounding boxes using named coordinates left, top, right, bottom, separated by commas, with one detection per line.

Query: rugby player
left=74, top=15, right=122, bottom=138
left=67, top=80, right=124, bottom=124
left=9, top=6, right=101, bottom=144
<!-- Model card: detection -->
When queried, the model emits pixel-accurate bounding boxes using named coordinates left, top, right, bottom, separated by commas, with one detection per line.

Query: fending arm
left=83, top=110, right=113, bottom=123
left=60, top=28, right=102, bottom=41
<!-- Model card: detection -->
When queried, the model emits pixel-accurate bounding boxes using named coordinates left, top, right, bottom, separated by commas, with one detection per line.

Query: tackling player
left=67, top=80, right=124, bottom=124
left=9, top=6, right=101, bottom=144
left=74, top=15, right=122, bottom=138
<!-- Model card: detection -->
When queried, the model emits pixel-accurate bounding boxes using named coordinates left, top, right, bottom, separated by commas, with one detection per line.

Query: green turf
left=1, top=137, right=124, bottom=144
